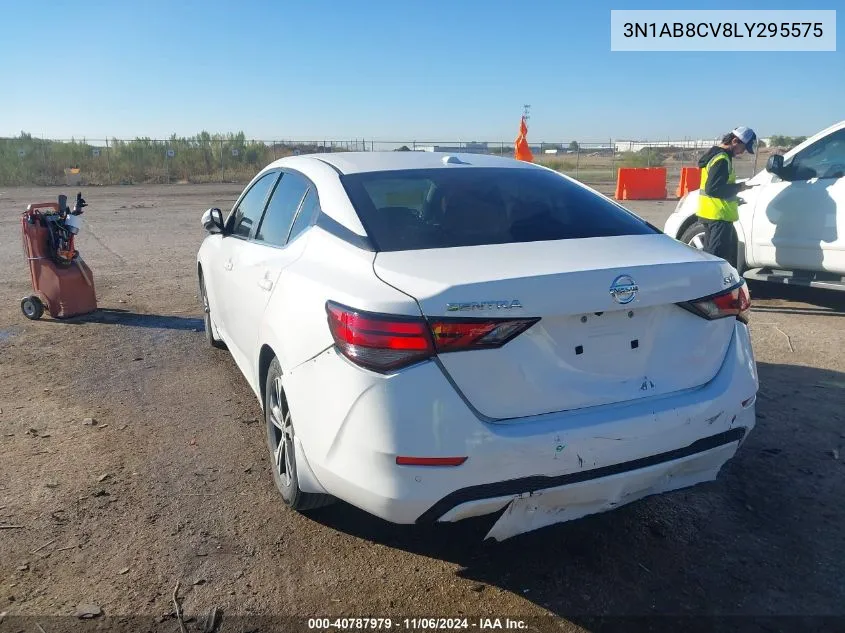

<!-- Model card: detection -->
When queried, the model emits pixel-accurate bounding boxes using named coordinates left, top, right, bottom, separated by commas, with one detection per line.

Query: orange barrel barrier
left=614, top=167, right=667, bottom=200
left=676, top=167, right=702, bottom=197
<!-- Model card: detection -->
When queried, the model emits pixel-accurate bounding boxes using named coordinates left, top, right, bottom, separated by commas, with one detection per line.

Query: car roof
left=269, top=151, right=544, bottom=175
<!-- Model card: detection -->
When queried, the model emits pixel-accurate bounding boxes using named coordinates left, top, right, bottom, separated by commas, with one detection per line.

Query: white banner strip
left=611, top=10, right=836, bottom=52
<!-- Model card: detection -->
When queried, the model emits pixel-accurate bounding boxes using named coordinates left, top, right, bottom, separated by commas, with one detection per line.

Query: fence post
left=106, top=138, right=112, bottom=185
left=610, top=138, right=615, bottom=184
left=220, top=139, right=224, bottom=182
left=42, top=134, right=48, bottom=185
left=575, top=144, right=580, bottom=179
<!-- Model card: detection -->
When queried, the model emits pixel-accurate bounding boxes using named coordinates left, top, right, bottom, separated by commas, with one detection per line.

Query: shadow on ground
left=44, top=308, right=203, bottom=331
left=301, top=361, right=845, bottom=627
left=748, top=281, right=845, bottom=317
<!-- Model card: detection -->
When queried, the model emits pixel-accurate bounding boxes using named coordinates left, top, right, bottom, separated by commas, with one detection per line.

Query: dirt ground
left=1, top=184, right=844, bottom=632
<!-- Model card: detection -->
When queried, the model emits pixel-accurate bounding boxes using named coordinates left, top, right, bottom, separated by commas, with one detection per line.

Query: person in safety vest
left=696, top=126, right=758, bottom=264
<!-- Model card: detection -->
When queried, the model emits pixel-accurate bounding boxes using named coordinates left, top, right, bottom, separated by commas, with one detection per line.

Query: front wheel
left=264, top=358, right=333, bottom=511
left=199, top=273, right=226, bottom=349
left=680, top=220, right=707, bottom=251
left=680, top=220, right=743, bottom=271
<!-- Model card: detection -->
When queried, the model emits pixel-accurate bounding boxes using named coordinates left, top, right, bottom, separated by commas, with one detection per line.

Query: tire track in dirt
left=79, top=220, right=127, bottom=266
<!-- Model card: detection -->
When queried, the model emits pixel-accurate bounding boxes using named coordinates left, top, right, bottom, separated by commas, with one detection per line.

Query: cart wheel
left=21, top=296, right=44, bottom=320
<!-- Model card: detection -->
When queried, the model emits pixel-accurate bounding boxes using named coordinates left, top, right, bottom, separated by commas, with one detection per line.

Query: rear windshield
left=340, top=167, right=657, bottom=251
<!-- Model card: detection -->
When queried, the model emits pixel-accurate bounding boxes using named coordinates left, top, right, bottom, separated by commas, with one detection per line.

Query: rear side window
left=255, top=171, right=309, bottom=247
left=340, top=167, right=657, bottom=251
left=288, top=188, right=320, bottom=243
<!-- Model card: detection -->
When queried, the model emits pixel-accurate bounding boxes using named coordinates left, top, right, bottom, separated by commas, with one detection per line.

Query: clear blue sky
left=1, top=0, right=842, bottom=142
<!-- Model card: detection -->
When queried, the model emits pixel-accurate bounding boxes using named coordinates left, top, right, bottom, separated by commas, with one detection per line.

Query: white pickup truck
left=664, top=120, right=845, bottom=290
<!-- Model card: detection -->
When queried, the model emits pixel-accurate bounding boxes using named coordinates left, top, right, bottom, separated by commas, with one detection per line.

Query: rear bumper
left=419, top=427, right=745, bottom=524
left=283, top=321, right=757, bottom=527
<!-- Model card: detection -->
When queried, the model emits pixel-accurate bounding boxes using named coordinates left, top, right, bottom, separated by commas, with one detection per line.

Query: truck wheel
left=21, top=296, right=44, bottom=320
left=680, top=220, right=743, bottom=271
left=680, top=220, right=707, bottom=251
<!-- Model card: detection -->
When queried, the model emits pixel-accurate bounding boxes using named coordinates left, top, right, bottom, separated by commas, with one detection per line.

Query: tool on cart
left=20, top=192, right=97, bottom=320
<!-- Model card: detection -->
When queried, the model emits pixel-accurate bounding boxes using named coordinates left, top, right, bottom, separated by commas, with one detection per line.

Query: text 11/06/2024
left=307, top=618, right=528, bottom=630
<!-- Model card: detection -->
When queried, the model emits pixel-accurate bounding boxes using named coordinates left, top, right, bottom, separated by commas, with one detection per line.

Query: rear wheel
left=264, top=358, right=332, bottom=511
left=21, top=296, right=44, bottom=320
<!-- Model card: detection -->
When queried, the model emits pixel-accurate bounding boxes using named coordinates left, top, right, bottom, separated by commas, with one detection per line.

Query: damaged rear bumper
left=421, top=427, right=746, bottom=540
left=289, top=321, right=757, bottom=536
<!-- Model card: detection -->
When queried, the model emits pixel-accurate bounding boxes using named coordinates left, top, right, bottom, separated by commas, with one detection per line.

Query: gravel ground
left=1, top=184, right=843, bottom=632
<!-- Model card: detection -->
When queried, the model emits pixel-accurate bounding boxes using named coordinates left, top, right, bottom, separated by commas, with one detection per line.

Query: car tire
left=680, top=220, right=708, bottom=252
left=680, top=220, right=744, bottom=271
left=199, top=272, right=226, bottom=349
left=264, top=357, right=333, bottom=511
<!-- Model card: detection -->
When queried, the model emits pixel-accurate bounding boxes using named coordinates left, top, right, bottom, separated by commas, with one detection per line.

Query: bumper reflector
left=396, top=456, right=468, bottom=467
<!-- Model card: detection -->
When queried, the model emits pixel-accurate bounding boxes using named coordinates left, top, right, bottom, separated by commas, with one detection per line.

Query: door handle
left=258, top=278, right=273, bottom=291
left=224, top=259, right=233, bottom=271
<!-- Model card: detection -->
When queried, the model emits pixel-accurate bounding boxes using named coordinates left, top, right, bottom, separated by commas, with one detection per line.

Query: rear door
left=223, top=170, right=312, bottom=377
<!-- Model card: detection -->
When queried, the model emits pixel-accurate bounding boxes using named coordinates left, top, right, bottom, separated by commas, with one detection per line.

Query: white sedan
left=197, top=151, right=758, bottom=540
left=665, top=120, right=845, bottom=289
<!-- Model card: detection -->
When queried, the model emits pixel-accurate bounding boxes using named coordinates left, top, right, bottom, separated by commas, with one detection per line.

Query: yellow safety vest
left=697, top=152, right=738, bottom=222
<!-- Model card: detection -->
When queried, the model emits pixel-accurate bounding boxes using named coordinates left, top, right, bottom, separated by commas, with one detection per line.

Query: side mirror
left=201, top=207, right=225, bottom=234
left=766, top=154, right=784, bottom=175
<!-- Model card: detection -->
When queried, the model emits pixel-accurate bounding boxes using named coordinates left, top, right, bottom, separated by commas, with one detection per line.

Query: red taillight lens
left=429, top=318, right=539, bottom=352
left=326, top=302, right=539, bottom=373
left=326, top=302, right=434, bottom=372
left=683, top=282, right=751, bottom=323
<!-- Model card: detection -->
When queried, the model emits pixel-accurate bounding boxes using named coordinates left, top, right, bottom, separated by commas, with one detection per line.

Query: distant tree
left=769, top=135, right=807, bottom=150
left=395, top=145, right=411, bottom=152
left=568, top=141, right=579, bottom=152
left=620, top=148, right=666, bottom=168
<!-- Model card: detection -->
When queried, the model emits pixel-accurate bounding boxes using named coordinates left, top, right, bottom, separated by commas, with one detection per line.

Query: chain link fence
left=0, top=136, right=764, bottom=194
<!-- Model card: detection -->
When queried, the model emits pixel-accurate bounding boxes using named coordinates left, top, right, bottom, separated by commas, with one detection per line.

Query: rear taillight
left=428, top=318, right=539, bottom=351
left=681, top=282, right=751, bottom=323
left=326, top=302, right=434, bottom=372
left=326, top=302, right=538, bottom=372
